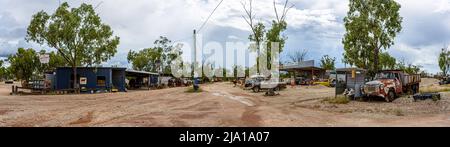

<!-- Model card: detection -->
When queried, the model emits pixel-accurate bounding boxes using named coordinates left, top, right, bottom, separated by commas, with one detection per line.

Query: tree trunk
left=256, top=41, right=260, bottom=75
left=374, top=48, right=380, bottom=74
left=72, top=66, right=78, bottom=93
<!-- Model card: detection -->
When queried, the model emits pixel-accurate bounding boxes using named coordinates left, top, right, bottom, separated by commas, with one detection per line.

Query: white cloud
left=204, top=0, right=342, bottom=32
left=433, top=0, right=450, bottom=13
left=391, top=43, right=442, bottom=73
left=390, top=0, right=450, bottom=73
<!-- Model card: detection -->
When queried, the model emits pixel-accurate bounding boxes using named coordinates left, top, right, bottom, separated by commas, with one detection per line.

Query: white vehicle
left=260, top=79, right=284, bottom=89
left=260, top=79, right=287, bottom=96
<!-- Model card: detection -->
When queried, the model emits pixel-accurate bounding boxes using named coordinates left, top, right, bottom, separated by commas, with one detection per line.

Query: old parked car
left=313, top=78, right=336, bottom=87
left=246, top=75, right=287, bottom=93
left=260, top=78, right=287, bottom=96
left=295, top=77, right=313, bottom=85
left=362, top=70, right=421, bottom=102
left=439, top=77, right=450, bottom=85
left=244, top=75, right=267, bottom=92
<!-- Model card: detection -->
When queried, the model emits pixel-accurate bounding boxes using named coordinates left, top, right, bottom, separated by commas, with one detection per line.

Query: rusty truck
left=362, top=70, right=421, bottom=102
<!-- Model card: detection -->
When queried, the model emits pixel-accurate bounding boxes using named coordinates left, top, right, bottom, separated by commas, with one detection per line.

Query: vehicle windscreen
left=375, top=72, right=395, bottom=80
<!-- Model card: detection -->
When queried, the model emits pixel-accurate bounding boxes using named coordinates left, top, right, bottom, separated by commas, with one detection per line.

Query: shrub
left=420, top=87, right=450, bottom=93
left=185, top=87, right=203, bottom=93
left=394, top=109, right=405, bottom=116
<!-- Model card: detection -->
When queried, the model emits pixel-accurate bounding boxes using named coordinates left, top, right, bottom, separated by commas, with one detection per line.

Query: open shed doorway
left=125, top=70, right=159, bottom=90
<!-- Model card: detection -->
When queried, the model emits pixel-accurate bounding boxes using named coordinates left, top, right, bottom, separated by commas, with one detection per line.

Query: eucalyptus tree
left=26, top=2, right=120, bottom=90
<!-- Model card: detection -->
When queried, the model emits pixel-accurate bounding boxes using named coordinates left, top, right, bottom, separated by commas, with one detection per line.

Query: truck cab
left=363, top=70, right=420, bottom=102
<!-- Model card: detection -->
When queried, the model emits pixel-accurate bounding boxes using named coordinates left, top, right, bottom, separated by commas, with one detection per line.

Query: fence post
left=11, top=85, right=14, bottom=95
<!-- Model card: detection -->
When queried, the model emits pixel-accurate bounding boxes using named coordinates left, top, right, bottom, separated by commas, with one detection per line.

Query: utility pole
left=193, top=29, right=199, bottom=91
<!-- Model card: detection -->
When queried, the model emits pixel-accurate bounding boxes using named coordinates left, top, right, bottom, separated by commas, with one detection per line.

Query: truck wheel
left=253, top=87, right=260, bottom=93
left=266, top=88, right=275, bottom=96
left=275, top=87, right=280, bottom=91
left=386, top=91, right=395, bottom=102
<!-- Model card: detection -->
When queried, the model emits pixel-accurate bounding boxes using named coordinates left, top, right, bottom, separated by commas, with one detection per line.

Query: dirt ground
left=0, top=78, right=449, bottom=127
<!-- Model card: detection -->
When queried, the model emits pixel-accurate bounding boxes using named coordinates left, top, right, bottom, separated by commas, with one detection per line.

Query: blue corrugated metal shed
left=55, top=67, right=127, bottom=92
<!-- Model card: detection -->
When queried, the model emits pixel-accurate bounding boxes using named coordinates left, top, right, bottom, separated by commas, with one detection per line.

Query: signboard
left=39, top=54, right=50, bottom=64
left=352, top=70, right=356, bottom=79
left=80, top=77, right=87, bottom=85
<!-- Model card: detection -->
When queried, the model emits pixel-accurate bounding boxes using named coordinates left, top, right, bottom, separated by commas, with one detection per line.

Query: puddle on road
left=212, top=92, right=255, bottom=107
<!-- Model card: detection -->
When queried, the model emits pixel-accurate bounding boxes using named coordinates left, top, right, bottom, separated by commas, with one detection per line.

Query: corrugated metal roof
left=125, top=69, right=159, bottom=75
left=281, top=60, right=323, bottom=70
left=56, top=66, right=127, bottom=70
left=335, top=68, right=367, bottom=72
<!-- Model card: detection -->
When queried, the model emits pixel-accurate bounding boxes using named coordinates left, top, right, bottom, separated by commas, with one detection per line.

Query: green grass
left=393, top=109, right=405, bottom=116
left=323, top=96, right=350, bottom=104
left=420, top=87, right=450, bottom=93
left=185, top=87, right=204, bottom=93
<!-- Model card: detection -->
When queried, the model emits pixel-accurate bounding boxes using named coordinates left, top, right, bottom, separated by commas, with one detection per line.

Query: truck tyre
left=386, top=91, right=395, bottom=102
left=266, top=88, right=275, bottom=96
left=253, top=86, right=260, bottom=93
left=275, top=87, right=280, bottom=92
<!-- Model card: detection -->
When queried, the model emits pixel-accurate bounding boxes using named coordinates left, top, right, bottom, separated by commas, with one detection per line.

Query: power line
left=94, top=1, right=104, bottom=10
left=197, top=0, right=225, bottom=33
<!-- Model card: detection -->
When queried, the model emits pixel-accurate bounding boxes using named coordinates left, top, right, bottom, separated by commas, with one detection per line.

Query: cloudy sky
left=0, top=0, right=449, bottom=73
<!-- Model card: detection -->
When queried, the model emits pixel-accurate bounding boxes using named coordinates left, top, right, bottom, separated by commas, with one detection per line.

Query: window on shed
left=97, top=76, right=106, bottom=87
